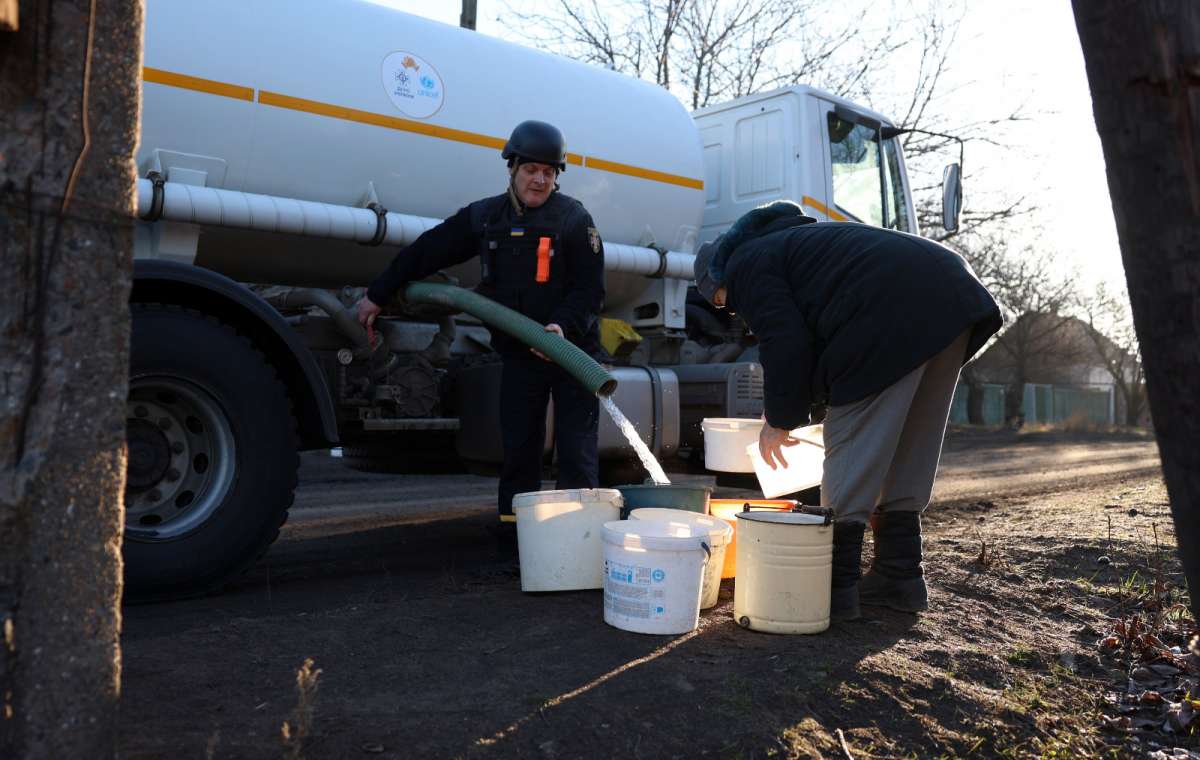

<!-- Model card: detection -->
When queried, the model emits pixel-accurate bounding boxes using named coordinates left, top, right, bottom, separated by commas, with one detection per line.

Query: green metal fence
left=950, top=383, right=1006, bottom=426
left=951, top=382, right=1112, bottom=426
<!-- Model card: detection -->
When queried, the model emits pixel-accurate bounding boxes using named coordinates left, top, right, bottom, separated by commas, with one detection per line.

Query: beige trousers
left=820, top=331, right=970, bottom=524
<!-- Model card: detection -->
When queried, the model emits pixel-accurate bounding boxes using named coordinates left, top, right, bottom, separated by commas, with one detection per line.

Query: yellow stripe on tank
left=141, top=67, right=703, bottom=191
left=584, top=156, right=705, bottom=190
left=143, top=66, right=255, bottom=102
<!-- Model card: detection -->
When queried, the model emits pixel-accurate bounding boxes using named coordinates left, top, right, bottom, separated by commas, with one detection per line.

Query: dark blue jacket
left=724, top=219, right=1002, bottom=429
left=368, top=191, right=605, bottom=357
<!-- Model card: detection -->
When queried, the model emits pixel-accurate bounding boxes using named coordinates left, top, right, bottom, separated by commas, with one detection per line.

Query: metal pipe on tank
left=136, top=178, right=696, bottom=280
left=263, top=288, right=369, bottom=350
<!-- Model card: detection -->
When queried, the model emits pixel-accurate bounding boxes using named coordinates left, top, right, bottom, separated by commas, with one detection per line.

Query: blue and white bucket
left=601, top=520, right=711, bottom=635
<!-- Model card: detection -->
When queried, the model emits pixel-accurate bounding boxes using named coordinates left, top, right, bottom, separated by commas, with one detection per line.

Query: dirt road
left=285, top=429, right=1161, bottom=536
left=120, top=430, right=1188, bottom=759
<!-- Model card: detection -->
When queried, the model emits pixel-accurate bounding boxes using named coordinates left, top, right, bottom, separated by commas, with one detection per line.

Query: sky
left=374, top=0, right=1126, bottom=293
left=950, top=1, right=1124, bottom=292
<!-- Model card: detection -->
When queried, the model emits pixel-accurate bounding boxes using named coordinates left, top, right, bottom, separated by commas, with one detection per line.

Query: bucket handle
left=739, top=502, right=834, bottom=525
left=793, top=505, right=834, bottom=525
left=699, top=540, right=711, bottom=563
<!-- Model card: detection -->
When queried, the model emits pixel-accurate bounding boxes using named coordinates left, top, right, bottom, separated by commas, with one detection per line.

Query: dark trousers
left=498, top=356, right=599, bottom=516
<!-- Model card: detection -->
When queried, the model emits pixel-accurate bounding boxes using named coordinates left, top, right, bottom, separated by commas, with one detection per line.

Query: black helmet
left=502, top=120, right=567, bottom=172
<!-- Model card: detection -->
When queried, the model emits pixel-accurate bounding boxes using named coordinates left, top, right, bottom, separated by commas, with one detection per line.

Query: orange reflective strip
left=142, top=67, right=254, bottom=102
left=143, top=68, right=703, bottom=190
left=584, top=156, right=704, bottom=190
left=258, top=90, right=507, bottom=151
left=802, top=195, right=847, bottom=222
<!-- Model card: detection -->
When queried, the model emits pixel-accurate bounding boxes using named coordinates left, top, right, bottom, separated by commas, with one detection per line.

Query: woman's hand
left=758, top=424, right=800, bottom=470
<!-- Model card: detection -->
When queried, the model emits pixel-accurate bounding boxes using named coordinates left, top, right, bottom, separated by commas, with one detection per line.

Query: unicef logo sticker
left=381, top=51, right=444, bottom=119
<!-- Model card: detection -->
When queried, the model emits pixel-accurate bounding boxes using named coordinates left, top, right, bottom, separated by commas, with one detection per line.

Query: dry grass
left=281, top=658, right=322, bottom=760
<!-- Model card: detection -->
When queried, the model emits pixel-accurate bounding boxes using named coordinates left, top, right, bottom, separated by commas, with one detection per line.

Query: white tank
left=139, top=0, right=706, bottom=317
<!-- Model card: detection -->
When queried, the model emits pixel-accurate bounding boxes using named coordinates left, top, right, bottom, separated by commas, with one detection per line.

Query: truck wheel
left=124, top=305, right=299, bottom=600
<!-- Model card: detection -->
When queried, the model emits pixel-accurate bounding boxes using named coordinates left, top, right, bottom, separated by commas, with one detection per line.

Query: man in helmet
left=694, top=201, right=1001, bottom=621
left=356, top=120, right=606, bottom=524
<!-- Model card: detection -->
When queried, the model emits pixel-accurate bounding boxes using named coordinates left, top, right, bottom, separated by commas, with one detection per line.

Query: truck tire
left=124, top=305, right=299, bottom=600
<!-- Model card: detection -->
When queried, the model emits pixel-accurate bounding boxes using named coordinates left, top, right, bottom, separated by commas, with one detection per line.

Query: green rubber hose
left=403, top=282, right=618, bottom=397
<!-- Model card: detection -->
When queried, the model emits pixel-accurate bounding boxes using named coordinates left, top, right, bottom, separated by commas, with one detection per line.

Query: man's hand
left=356, top=296, right=382, bottom=347
left=758, top=423, right=800, bottom=470
left=531, top=323, right=564, bottom=362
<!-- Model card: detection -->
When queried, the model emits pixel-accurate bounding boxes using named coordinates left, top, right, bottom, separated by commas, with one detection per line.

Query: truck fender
left=131, top=259, right=338, bottom=448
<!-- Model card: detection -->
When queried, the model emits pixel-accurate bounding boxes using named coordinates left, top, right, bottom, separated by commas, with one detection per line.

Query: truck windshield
left=827, top=112, right=884, bottom=226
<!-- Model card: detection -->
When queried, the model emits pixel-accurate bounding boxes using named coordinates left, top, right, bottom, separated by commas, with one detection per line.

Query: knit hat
left=693, top=201, right=816, bottom=306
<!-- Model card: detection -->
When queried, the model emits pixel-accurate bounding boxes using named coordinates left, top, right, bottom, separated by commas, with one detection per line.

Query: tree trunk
left=966, top=379, right=985, bottom=425
left=1072, top=0, right=1200, bottom=622
left=1004, top=378, right=1025, bottom=428
left=0, top=0, right=142, bottom=757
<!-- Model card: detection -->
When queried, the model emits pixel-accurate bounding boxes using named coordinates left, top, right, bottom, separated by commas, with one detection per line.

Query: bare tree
left=509, top=0, right=1033, bottom=241
left=952, top=232, right=1084, bottom=424
left=0, top=0, right=142, bottom=756
left=1072, top=0, right=1200, bottom=621
left=1081, top=283, right=1146, bottom=427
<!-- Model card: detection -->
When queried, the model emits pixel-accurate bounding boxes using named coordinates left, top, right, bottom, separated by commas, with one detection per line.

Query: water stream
left=599, top=395, right=671, bottom=485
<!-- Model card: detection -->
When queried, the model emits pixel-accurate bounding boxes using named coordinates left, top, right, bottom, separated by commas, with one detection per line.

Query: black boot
left=860, top=511, right=927, bottom=612
left=830, top=522, right=865, bottom=621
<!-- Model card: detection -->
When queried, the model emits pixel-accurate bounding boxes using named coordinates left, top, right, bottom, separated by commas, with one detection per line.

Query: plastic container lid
left=602, top=519, right=712, bottom=551
left=735, top=510, right=827, bottom=526
left=701, top=417, right=763, bottom=431
left=512, top=488, right=623, bottom=510
left=627, top=508, right=733, bottom=547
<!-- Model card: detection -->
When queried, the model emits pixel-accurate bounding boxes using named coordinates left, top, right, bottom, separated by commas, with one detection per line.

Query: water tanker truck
left=128, top=0, right=964, bottom=598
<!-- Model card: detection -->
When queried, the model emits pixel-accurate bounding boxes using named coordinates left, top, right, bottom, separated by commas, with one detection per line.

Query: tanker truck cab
left=693, top=87, right=921, bottom=240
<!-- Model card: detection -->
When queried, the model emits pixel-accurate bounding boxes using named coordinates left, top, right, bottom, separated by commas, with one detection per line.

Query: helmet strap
left=507, top=163, right=526, bottom=216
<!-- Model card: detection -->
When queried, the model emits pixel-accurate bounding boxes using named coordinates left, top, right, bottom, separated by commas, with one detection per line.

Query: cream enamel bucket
left=733, top=509, right=833, bottom=634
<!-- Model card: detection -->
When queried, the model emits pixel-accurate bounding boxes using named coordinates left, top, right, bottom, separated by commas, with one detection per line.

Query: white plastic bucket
left=734, top=510, right=833, bottom=634
left=628, top=508, right=733, bottom=609
left=602, top=520, right=711, bottom=634
left=745, top=424, right=824, bottom=498
left=701, top=417, right=762, bottom=473
left=513, top=488, right=623, bottom=592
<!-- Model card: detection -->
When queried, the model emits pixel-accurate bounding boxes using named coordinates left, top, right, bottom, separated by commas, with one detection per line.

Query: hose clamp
left=140, top=171, right=167, bottom=222
left=360, top=201, right=388, bottom=247
left=648, top=243, right=669, bottom=278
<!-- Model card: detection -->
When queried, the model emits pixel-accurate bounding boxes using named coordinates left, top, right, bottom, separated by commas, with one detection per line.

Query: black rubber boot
left=860, top=511, right=928, bottom=612
left=830, top=522, right=865, bottom=621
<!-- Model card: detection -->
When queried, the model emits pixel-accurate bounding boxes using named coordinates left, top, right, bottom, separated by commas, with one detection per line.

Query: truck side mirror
left=942, top=163, right=963, bottom=234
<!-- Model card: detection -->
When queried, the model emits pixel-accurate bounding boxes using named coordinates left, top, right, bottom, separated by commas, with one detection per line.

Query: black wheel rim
left=125, top=376, right=236, bottom=541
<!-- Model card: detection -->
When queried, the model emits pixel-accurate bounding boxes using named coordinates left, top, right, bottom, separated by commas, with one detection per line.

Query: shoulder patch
left=587, top=227, right=602, bottom=254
